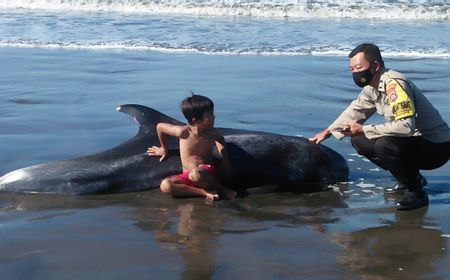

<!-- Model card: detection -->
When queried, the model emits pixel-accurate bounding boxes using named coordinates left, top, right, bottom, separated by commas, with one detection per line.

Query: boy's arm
left=214, top=131, right=232, bottom=172
left=147, top=123, right=186, bottom=161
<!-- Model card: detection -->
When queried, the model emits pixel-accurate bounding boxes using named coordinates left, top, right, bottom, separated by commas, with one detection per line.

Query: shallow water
left=1, top=191, right=450, bottom=279
left=1, top=46, right=450, bottom=279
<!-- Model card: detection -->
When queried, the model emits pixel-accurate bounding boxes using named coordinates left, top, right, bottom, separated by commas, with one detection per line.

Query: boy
left=147, top=94, right=236, bottom=201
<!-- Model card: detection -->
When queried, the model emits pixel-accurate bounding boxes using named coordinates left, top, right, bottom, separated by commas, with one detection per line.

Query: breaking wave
left=1, top=0, right=449, bottom=20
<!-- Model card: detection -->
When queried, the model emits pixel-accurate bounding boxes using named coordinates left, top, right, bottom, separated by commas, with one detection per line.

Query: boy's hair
left=180, top=94, right=214, bottom=124
left=349, top=43, right=384, bottom=67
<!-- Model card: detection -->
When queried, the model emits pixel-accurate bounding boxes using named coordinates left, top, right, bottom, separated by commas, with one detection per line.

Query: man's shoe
left=384, top=173, right=428, bottom=195
left=395, top=189, right=429, bottom=211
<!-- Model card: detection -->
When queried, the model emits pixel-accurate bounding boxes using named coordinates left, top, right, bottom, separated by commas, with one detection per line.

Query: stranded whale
left=0, top=105, right=348, bottom=194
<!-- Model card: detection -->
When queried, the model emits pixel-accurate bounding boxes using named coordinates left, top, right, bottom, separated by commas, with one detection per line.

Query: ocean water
left=1, top=1, right=450, bottom=279
left=1, top=0, right=450, bottom=57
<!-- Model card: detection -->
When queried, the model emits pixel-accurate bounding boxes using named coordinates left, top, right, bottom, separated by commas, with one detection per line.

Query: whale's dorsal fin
left=117, top=104, right=185, bottom=134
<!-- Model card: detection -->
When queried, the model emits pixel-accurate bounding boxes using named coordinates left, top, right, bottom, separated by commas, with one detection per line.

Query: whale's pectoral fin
left=116, top=104, right=185, bottom=134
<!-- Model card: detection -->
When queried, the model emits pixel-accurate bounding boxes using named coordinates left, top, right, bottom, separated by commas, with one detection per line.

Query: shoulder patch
left=386, top=80, right=415, bottom=120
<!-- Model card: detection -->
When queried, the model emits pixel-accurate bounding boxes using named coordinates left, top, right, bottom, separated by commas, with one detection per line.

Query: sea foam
left=1, top=0, right=449, bottom=20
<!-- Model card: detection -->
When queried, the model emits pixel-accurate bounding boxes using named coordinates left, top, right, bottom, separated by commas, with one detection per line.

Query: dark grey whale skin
left=0, top=104, right=348, bottom=194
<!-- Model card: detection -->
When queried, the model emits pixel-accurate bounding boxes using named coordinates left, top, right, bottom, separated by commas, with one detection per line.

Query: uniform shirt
left=329, top=68, right=450, bottom=143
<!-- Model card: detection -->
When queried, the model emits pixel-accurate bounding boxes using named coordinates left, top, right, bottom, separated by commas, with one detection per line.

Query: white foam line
left=0, top=41, right=449, bottom=59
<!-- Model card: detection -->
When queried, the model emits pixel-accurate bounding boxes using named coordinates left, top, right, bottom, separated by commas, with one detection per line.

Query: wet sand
left=1, top=185, right=449, bottom=279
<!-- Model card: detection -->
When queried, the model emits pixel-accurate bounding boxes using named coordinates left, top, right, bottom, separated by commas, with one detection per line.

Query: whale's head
left=0, top=169, right=30, bottom=186
left=0, top=167, right=39, bottom=193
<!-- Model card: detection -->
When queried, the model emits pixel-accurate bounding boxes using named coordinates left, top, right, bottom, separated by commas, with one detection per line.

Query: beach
left=1, top=1, right=450, bottom=279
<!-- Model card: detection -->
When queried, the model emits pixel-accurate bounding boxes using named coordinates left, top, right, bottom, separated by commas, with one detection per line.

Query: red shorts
left=171, top=164, right=216, bottom=187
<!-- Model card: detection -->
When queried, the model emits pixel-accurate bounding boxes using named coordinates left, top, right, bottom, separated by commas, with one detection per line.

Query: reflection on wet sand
left=154, top=202, right=221, bottom=279
left=147, top=190, right=348, bottom=278
left=333, top=208, right=446, bottom=279
left=1, top=186, right=449, bottom=279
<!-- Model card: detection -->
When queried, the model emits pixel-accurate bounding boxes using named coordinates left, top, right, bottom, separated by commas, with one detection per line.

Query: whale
left=0, top=104, right=349, bottom=194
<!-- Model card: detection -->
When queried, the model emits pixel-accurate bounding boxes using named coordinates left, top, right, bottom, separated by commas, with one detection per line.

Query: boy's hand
left=147, top=146, right=168, bottom=162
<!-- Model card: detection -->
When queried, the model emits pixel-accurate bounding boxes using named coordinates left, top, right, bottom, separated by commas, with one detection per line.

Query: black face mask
left=352, top=68, right=374, bottom=88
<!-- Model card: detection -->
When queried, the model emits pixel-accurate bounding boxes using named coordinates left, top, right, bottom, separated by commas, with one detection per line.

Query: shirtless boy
left=147, top=94, right=236, bottom=201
